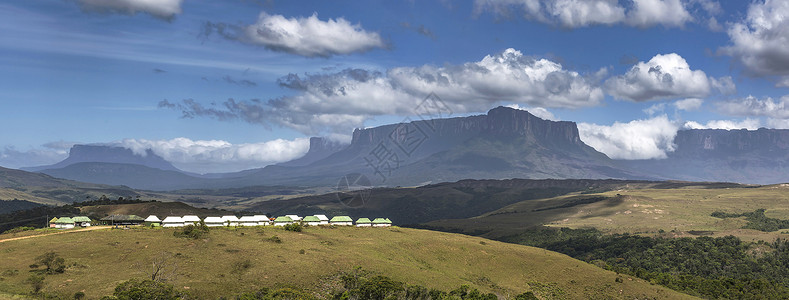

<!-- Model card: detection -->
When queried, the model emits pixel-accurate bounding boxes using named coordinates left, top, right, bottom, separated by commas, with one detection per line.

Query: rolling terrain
left=0, top=226, right=691, bottom=299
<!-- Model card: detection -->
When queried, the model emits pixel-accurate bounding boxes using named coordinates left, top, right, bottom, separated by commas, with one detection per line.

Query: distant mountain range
left=14, top=106, right=789, bottom=190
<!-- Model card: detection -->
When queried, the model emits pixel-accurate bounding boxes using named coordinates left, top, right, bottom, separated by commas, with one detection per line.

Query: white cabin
left=221, top=215, right=240, bottom=226
left=238, top=216, right=259, bottom=226
left=254, top=215, right=270, bottom=226
left=203, top=216, right=225, bottom=227
left=285, top=214, right=302, bottom=221
left=314, top=214, right=330, bottom=225
left=182, top=215, right=201, bottom=226
left=162, top=216, right=184, bottom=227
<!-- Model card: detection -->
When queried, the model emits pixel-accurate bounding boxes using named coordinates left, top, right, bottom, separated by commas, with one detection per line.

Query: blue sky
left=2, top=0, right=789, bottom=173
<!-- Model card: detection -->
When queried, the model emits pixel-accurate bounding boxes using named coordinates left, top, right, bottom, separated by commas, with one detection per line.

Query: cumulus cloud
left=717, top=95, right=789, bottom=119
left=720, top=0, right=789, bottom=76
left=683, top=119, right=762, bottom=130
left=626, top=0, right=692, bottom=28
left=473, top=0, right=713, bottom=28
left=710, top=76, right=736, bottom=95
left=605, top=53, right=714, bottom=102
left=110, top=137, right=312, bottom=174
left=203, top=11, right=385, bottom=57
left=72, top=0, right=183, bottom=20
left=161, top=48, right=603, bottom=135
left=578, top=115, right=679, bottom=159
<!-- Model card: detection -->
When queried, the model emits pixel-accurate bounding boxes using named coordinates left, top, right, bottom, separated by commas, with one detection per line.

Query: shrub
left=113, top=278, right=181, bottom=300
left=173, top=222, right=209, bottom=239
left=283, top=223, right=302, bottom=232
left=3, top=226, right=36, bottom=234
left=26, top=274, right=45, bottom=294
left=267, top=235, right=282, bottom=243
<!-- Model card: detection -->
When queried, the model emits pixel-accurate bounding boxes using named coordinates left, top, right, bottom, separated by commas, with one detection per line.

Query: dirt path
left=0, top=226, right=111, bottom=243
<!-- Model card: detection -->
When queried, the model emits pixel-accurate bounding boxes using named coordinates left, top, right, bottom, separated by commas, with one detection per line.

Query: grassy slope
left=423, top=184, right=789, bottom=241
left=0, top=227, right=692, bottom=299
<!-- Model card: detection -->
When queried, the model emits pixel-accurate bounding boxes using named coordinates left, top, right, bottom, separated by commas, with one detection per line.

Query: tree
left=35, top=252, right=65, bottom=274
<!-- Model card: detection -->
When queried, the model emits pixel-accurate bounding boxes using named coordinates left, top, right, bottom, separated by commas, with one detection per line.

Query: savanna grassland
left=0, top=226, right=691, bottom=299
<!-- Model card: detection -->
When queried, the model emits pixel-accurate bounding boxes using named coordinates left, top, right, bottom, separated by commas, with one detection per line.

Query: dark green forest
left=503, top=227, right=789, bottom=299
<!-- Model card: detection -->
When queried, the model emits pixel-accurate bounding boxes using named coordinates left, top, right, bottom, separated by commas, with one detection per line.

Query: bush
left=173, top=221, right=209, bottom=239
left=283, top=223, right=302, bottom=232
left=3, top=226, right=36, bottom=234
left=267, top=235, right=282, bottom=243
left=26, top=274, right=45, bottom=294
left=113, top=278, right=181, bottom=300
left=34, top=252, right=65, bottom=274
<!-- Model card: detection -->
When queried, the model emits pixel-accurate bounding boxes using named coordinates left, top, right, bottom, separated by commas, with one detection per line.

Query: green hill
left=0, top=226, right=692, bottom=299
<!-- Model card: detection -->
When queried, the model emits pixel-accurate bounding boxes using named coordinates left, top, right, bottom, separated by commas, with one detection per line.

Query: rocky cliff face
left=278, top=137, right=348, bottom=167
left=350, top=106, right=583, bottom=150
left=672, top=128, right=789, bottom=157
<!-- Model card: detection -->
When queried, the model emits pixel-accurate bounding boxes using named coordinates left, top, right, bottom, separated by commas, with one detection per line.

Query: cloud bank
left=578, top=115, right=680, bottom=160
left=161, top=48, right=605, bottom=136
left=110, top=138, right=311, bottom=174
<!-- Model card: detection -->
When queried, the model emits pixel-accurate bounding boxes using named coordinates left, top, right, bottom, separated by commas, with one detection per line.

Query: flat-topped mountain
left=24, top=144, right=180, bottom=172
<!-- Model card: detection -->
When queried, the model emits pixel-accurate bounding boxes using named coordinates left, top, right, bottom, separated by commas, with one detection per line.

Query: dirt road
left=0, top=226, right=111, bottom=243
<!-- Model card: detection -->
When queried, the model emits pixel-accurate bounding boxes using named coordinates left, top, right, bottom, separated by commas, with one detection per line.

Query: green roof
left=274, top=216, right=293, bottom=222
left=55, top=217, right=74, bottom=224
left=302, top=216, right=320, bottom=222
left=72, top=216, right=91, bottom=222
left=49, top=217, right=58, bottom=223
left=356, top=218, right=371, bottom=223
left=330, top=216, right=352, bottom=222
left=372, top=218, right=391, bottom=224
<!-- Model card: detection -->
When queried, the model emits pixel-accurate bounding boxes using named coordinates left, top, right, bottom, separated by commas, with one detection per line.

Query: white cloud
left=578, top=115, right=680, bottom=159
left=717, top=95, right=789, bottom=119
left=767, top=118, right=789, bottom=129
left=473, top=0, right=710, bottom=28
left=163, top=48, right=603, bottom=136
left=73, top=0, right=183, bottom=20
left=605, top=53, right=712, bottom=102
left=710, top=76, right=736, bottom=95
left=720, top=0, right=789, bottom=76
left=239, top=11, right=385, bottom=57
left=673, top=98, right=703, bottom=111
left=111, top=137, right=311, bottom=174
left=626, top=0, right=692, bottom=28
left=683, top=119, right=762, bottom=130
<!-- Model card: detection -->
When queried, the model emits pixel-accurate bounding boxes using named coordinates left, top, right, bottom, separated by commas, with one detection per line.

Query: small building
left=54, top=217, right=75, bottom=229
left=302, top=215, right=321, bottom=226
left=162, top=216, right=184, bottom=227
left=273, top=216, right=294, bottom=226
left=372, top=218, right=392, bottom=227
left=203, top=216, right=225, bottom=227
left=72, top=216, right=92, bottom=227
left=314, top=214, right=330, bottom=225
left=144, top=215, right=162, bottom=227
left=182, top=215, right=201, bottom=226
left=49, top=217, right=59, bottom=228
left=330, top=216, right=353, bottom=226
left=100, top=215, right=144, bottom=226
left=356, top=218, right=372, bottom=227
left=285, top=215, right=302, bottom=221
left=254, top=215, right=270, bottom=226
left=221, top=215, right=240, bottom=226
left=238, top=216, right=259, bottom=227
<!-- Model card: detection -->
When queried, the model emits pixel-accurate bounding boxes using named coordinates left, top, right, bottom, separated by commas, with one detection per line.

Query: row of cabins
left=49, top=214, right=393, bottom=229
left=147, top=214, right=392, bottom=228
